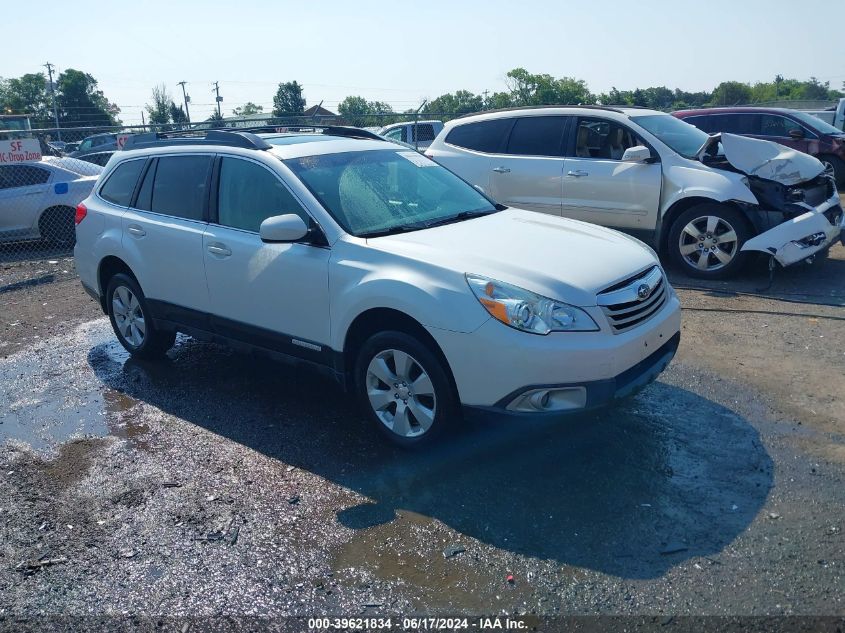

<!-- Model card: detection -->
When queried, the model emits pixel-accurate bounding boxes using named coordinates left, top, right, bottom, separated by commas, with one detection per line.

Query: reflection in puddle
left=0, top=319, right=151, bottom=452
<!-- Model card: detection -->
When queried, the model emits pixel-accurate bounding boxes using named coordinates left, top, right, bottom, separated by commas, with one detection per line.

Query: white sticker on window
left=397, top=151, right=436, bottom=167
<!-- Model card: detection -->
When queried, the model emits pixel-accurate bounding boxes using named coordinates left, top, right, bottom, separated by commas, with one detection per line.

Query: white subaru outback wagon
left=74, top=128, right=681, bottom=446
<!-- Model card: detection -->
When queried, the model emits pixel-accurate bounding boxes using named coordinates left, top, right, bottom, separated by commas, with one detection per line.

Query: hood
left=366, top=209, right=658, bottom=307
left=700, top=133, right=825, bottom=185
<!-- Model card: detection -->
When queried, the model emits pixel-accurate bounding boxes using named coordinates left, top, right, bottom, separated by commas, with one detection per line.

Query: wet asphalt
left=0, top=247, right=844, bottom=620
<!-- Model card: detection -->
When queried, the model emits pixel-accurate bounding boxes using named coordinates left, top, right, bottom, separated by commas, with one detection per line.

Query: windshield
left=786, top=110, right=844, bottom=136
left=632, top=114, right=712, bottom=158
left=286, top=149, right=498, bottom=237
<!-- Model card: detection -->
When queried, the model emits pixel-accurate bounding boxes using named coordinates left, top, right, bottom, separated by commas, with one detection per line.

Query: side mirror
left=621, top=145, right=652, bottom=163
left=259, top=214, right=308, bottom=243
left=788, top=128, right=805, bottom=139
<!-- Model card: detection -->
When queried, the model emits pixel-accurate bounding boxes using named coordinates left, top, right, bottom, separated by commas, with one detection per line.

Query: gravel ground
left=0, top=241, right=844, bottom=625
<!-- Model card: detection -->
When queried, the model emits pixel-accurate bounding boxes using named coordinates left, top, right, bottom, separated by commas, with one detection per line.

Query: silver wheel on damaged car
left=677, top=215, right=740, bottom=272
left=112, top=285, right=146, bottom=347
left=366, top=348, right=437, bottom=438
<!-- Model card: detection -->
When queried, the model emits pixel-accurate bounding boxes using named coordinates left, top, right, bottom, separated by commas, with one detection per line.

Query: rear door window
left=709, top=113, right=760, bottom=135
left=0, top=165, right=50, bottom=189
left=99, top=159, right=145, bottom=206
left=140, top=155, right=212, bottom=220
left=504, top=116, right=567, bottom=157
left=445, top=118, right=512, bottom=153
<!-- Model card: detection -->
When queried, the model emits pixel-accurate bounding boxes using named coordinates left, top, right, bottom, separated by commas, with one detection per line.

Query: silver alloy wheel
left=112, top=285, right=146, bottom=347
left=678, top=215, right=739, bottom=272
left=366, top=349, right=437, bottom=438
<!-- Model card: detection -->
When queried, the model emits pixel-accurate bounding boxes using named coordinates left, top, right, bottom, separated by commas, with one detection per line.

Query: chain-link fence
left=0, top=112, right=457, bottom=263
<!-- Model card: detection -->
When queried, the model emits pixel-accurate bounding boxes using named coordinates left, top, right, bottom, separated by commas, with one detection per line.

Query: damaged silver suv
left=428, top=107, right=844, bottom=279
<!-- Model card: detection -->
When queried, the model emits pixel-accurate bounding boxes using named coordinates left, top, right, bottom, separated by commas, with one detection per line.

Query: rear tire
left=353, top=331, right=458, bottom=448
left=38, top=206, right=76, bottom=246
left=668, top=203, right=752, bottom=279
left=106, top=273, right=175, bottom=359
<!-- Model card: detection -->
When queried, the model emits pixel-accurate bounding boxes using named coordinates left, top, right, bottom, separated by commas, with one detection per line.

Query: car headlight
left=465, top=274, right=599, bottom=334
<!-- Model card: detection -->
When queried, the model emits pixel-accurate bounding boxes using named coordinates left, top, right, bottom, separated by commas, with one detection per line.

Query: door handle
left=492, top=166, right=511, bottom=173
left=567, top=170, right=589, bottom=178
left=127, top=224, right=146, bottom=237
left=207, top=243, right=232, bottom=257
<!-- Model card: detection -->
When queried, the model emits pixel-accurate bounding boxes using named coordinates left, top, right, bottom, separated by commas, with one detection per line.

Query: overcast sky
left=5, top=0, right=843, bottom=124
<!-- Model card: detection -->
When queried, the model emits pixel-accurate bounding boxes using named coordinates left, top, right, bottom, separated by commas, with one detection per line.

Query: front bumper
left=741, top=195, right=843, bottom=266
left=464, top=331, right=680, bottom=421
left=428, top=292, right=682, bottom=410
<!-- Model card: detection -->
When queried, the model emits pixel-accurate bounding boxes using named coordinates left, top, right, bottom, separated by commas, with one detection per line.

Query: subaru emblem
left=637, top=283, right=651, bottom=300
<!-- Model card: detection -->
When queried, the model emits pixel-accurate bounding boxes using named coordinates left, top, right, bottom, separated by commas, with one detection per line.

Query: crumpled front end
left=740, top=173, right=844, bottom=266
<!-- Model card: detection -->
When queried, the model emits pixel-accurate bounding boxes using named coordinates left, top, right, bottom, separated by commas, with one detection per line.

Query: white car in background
left=426, top=106, right=844, bottom=279
left=74, top=128, right=680, bottom=447
left=0, top=157, right=102, bottom=244
left=378, top=120, right=444, bottom=150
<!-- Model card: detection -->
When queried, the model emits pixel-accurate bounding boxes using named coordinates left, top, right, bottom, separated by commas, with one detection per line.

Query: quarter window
left=505, top=116, right=567, bottom=157
left=445, top=118, right=512, bottom=153
left=217, top=157, right=306, bottom=232
left=99, top=159, right=145, bottom=206
left=384, top=127, right=407, bottom=143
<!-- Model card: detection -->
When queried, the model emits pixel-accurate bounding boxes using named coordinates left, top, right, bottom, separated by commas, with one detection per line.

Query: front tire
left=106, top=273, right=175, bottom=359
left=353, top=331, right=457, bottom=448
left=668, top=203, right=752, bottom=279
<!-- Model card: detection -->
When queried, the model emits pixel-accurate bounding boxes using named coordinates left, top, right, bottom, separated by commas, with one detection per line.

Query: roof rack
left=455, top=104, right=630, bottom=119
left=222, top=124, right=384, bottom=141
left=122, top=129, right=272, bottom=151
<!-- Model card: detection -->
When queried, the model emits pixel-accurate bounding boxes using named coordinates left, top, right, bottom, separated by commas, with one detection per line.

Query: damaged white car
left=427, top=107, right=844, bottom=279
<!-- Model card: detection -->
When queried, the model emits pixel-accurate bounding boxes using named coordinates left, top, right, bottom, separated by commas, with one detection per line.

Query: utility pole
left=177, top=81, right=191, bottom=124
left=212, top=81, right=222, bottom=118
left=44, top=62, right=61, bottom=141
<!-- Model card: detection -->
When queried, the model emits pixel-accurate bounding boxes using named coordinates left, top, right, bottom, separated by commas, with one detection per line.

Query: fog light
left=507, top=386, right=588, bottom=412
left=792, top=232, right=826, bottom=249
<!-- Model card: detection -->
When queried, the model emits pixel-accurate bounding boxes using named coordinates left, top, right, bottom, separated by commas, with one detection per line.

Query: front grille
left=598, top=266, right=668, bottom=334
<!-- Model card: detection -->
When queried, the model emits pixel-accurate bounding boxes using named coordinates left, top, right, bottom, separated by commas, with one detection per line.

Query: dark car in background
left=673, top=107, right=845, bottom=187
left=69, top=133, right=119, bottom=157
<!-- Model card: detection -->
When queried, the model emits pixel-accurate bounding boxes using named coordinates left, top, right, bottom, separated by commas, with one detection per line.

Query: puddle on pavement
left=0, top=320, right=151, bottom=452
left=333, top=509, right=538, bottom=612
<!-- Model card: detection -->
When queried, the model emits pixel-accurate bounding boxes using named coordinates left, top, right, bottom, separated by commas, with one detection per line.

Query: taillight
left=75, top=202, right=87, bottom=225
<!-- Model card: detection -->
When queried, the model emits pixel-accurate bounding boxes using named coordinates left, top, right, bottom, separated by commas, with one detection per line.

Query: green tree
left=272, top=81, right=305, bottom=117
left=169, top=102, right=188, bottom=126
left=232, top=102, right=263, bottom=116
left=505, top=68, right=595, bottom=106
left=338, top=95, right=372, bottom=126
left=206, top=111, right=225, bottom=128
left=485, top=91, right=513, bottom=110
left=0, top=73, right=52, bottom=126
left=146, top=84, right=172, bottom=126
left=56, top=69, right=120, bottom=126
left=426, top=90, right=483, bottom=116
left=710, top=81, right=752, bottom=106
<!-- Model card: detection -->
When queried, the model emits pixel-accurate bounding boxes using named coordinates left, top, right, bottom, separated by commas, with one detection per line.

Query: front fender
left=661, top=164, right=757, bottom=212
left=329, top=262, right=488, bottom=352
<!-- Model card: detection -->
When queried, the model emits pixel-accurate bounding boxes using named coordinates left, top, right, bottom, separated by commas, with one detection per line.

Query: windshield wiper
left=422, top=209, right=498, bottom=229
left=357, top=223, right=429, bottom=238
